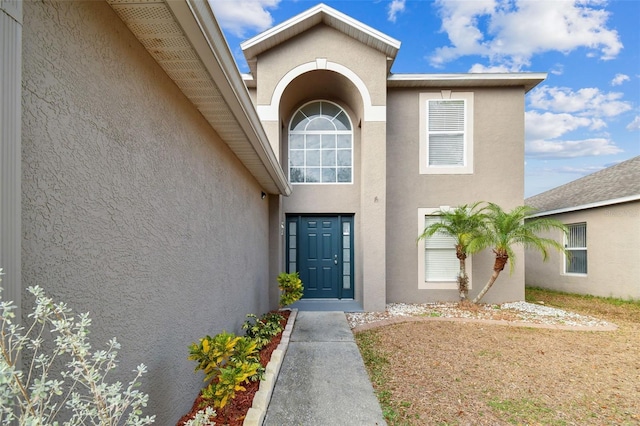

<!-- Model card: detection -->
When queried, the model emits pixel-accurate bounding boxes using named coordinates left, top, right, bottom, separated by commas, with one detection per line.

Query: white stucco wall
left=21, top=1, right=272, bottom=423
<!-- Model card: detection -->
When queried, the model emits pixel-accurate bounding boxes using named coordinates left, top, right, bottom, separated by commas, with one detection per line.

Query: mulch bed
left=177, top=310, right=290, bottom=426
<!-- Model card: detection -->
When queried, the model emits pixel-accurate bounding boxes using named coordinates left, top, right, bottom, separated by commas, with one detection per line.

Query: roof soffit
left=241, top=3, right=401, bottom=78
left=106, top=0, right=291, bottom=196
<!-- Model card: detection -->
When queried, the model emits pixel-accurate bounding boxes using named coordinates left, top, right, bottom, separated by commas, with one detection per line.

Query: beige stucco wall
left=525, top=202, right=640, bottom=300
left=386, top=87, right=526, bottom=304
left=252, top=24, right=389, bottom=310
left=22, top=1, right=274, bottom=423
left=255, top=25, right=388, bottom=108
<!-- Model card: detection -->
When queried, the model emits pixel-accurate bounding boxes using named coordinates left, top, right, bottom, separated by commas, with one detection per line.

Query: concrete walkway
left=263, top=311, right=387, bottom=426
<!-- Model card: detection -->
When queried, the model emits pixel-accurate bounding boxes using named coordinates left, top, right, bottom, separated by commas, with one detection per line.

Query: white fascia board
left=388, top=72, right=547, bottom=92
left=527, top=194, right=640, bottom=218
left=167, top=0, right=291, bottom=196
left=317, top=3, right=401, bottom=49
left=241, top=3, right=400, bottom=55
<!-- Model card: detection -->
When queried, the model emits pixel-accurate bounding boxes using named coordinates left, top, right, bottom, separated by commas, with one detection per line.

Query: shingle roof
left=526, top=156, right=640, bottom=214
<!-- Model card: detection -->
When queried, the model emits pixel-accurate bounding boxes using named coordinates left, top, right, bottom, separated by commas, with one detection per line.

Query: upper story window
left=288, top=101, right=353, bottom=184
left=419, top=92, right=474, bottom=174
left=565, top=223, right=587, bottom=275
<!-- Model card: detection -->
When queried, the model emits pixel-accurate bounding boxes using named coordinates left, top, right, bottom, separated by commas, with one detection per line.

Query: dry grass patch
left=355, top=289, right=640, bottom=425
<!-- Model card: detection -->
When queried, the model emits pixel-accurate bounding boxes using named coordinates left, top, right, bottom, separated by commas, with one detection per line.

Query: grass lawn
left=355, top=288, right=640, bottom=425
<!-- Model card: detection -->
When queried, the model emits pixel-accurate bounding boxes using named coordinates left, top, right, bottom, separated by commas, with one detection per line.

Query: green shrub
left=277, top=272, right=303, bottom=307
left=188, top=332, right=262, bottom=410
left=242, top=313, right=285, bottom=349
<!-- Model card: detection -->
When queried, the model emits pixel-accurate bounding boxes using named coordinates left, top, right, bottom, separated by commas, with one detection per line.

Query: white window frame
left=564, top=223, right=587, bottom=276
left=417, top=207, right=472, bottom=290
left=288, top=100, right=353, bottom=185
left=419, top=91, right=474, bottom=174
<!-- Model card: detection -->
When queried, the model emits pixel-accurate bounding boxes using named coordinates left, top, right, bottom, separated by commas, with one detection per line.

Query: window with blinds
left=419, top=92, right=473, bottom=174
left=423, top=216, right=458, bottom=282
left=427, top=100, right=465, bottom=166
left=565, top=223, right=587, bottom=274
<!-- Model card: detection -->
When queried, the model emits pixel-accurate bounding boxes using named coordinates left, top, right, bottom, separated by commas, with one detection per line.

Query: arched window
left=288, top=101, right=353, bottom=184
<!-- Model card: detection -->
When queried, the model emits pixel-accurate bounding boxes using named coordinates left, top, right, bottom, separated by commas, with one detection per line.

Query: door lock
left=334, top=254, right=338, bottom=265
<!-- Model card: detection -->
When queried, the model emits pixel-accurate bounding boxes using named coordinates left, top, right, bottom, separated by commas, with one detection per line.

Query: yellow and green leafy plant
left=201, top=362, right=261, bottom=409
left=277, top=272, right=303, bottom=307
left=188, top=332, right=263, bottom=410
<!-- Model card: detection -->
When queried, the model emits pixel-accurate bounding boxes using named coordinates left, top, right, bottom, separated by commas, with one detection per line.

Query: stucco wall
left=525, top=202, right=640, bottom=299
left=21, top=1, right=272, bottom=423
left=251, top=23, right=389, bottom=310
left=386, top=87, right=526, bottom=304
left=255, top=25, right=388, bottom=107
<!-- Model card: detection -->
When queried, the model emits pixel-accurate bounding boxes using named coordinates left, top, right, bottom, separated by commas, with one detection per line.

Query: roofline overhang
left=108, top=0, right=291, bottom=196
left=388, top=72, right=547, bottom=93
left=167, top=0, right=291, bottom=196
left=241, top=3, right=401, bottom=78
left=526, top=194, right=640, bottom=218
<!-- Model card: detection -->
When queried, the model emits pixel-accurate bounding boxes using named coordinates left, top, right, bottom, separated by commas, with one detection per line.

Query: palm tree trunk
left=472, top=269, right=501, bottom=303
left=458, top=257, right=468, bottom=300
left=456, top=245, right=468, bottom=300
left=472, top=250, right=509, bottom=304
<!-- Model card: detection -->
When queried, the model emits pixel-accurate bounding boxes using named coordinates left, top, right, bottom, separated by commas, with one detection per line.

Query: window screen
left=566, top=223, right=587, bottom=274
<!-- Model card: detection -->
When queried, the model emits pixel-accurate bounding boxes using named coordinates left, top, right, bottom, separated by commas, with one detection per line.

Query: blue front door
left=287, top=215, right=354, bottom=299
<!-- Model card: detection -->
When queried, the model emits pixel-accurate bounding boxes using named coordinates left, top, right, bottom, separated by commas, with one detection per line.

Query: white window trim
left=288, top=100, right=354, bottom=185
left=563, top=223, right=587, bottom=276
left=419, top=91, right=474, bottom=175
left=418, top=207, right=472, bottom=290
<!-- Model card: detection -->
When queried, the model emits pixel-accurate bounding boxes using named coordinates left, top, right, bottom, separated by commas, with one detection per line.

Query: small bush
left=277, top=272, right=303, bottom=307
left=242, top=313, right=285, bottom=350
left=184, top=406, right=216, bottom=426
left=0, top=269, right=155, bottom=425
left=188, top=332, right=263, bottom=410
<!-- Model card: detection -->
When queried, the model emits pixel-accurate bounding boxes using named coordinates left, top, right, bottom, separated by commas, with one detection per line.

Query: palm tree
left=418, top=202, right=487, bottom=300
left=469, top=203, right=567, bottom=304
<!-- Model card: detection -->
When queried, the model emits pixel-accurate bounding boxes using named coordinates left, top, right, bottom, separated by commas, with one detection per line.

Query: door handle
left=334, top=254, right=338, bottom=265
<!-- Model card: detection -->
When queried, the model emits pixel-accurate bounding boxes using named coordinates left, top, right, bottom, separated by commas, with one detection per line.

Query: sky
left=209, top=0, right=640, bottom=197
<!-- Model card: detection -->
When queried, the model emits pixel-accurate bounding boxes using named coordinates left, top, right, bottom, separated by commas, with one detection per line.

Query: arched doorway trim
left=256, top=59, right=386, bottom=122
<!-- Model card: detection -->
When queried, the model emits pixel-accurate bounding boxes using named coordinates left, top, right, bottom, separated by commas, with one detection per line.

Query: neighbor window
left=417, top=208, right=470, bottom=290
left=565, top=223, right=587, bottom=274
left=419, top=92, right=474, bottom=174
left=288, top=101, right=353, bottom=184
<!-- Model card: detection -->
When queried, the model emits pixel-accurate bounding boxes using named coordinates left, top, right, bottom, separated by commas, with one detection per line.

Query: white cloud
left=611, top=73, right=630, bottom=86
left=468, top=63, right=514, bottom=73
left=528, top=86, right=632, bottom=117
left=555, top=165, right=606, bottom=175
left=526, top=138, right=623, bottom=158
left=627, top=116, right=640, bottom=131
left=430, top=0, right=623, bottom=70
left=388, top=0, right=406, bottom=23
left=550, top=64, right=564, bottom=76
left=525, top=111, right=593, bottom=140
left=525, top=110, right=622, bottom=160
left=209, top=0, right=280, bottom=37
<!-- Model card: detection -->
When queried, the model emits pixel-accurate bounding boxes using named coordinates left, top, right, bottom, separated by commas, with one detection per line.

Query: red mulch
left=177, top=310, right=290, bottom=426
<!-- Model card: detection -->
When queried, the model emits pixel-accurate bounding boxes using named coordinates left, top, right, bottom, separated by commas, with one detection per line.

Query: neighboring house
left=525, top=156, right=640, bottom=300
left=1, top=1, right=542, bottom=422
